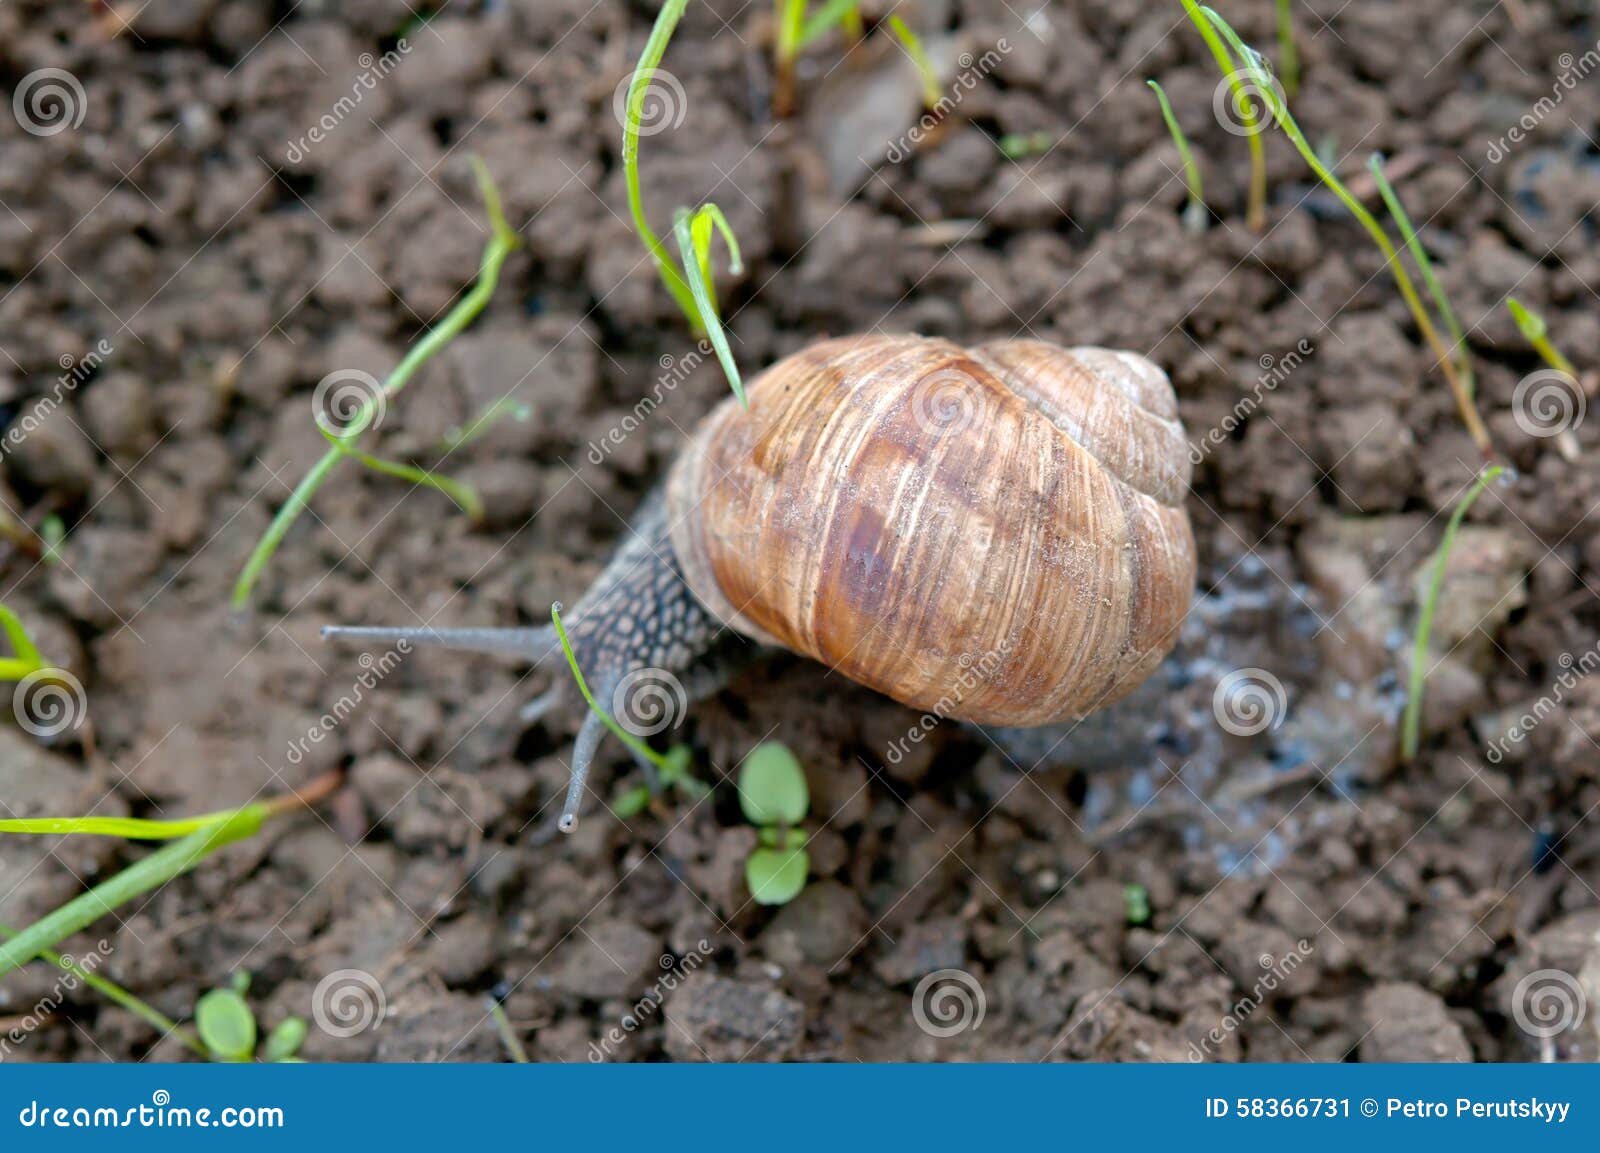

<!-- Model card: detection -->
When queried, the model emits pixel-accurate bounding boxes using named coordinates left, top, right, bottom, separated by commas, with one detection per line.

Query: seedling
left=550, top=603, right=706, bottom=823
left=1124, top=882, right=1153, bottom=927
left=1369, top=154, right=1474, bottom=397
left=1178, top=0, right=1266, bottom=232
left=39, top=515, right=64, bottom=565
left=772, top=0, right=864, bottom=117
left=886, top=15, right=942, bottom=112
left=1198, top=6, right=1493, bottom=456
left=1275, top=0, right=1299, bottom=99
left=232, top=159, right=519, bottom=607
left=673, top=205, right=745, bottom=404
left=622, top=0, right=746, bottom=402
left=1147, top=79, right=1208, bottom=233
left=996, top=131, right=1055, bottom=160
left=440, top=397, right=533, bottom=453
left=738, top=740, right=810, bottom=906
left=194, top=973, right=307, bottom=1062
left=1507, top=297, right=1579, bottom=379
left=0, top=772, right=341, bottom=979
left=1400, top=464, right=1504, bottom=761
left=0, top=603, right=89, bottom=745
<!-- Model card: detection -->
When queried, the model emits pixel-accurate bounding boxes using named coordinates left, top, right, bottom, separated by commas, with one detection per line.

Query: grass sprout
left=232, top=158, right=518, bottom=607
left=1147, top=79, right=1208, bottom=233
left=1401, top=464, right=1505, bottom=761
left=886, top=15, right=942, bottom=111
left=673, top=204, right=745, bottom=404
left=1276, top=0, right=1299, bottom=98
left=0, top=773, right=340, bottom=979
left=1369, top=154, right=1474, bottom=397
left=997, top=131, right=1055, bottom=159
left=1179, top=0, right=1266, bottom=231
left=1507, top=297, right=1579, bottom=378
left=623, top=0, right=747, bottom=403
left=315, top=423, right=483, bottom=522
left=1200, top=6, right=1493, bottom=456
left=440, top=397, right=532, bottom=452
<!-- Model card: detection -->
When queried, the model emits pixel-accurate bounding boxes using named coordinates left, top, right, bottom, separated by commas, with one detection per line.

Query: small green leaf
left=746, top=846, right=809, bottom=906
left=262, top=1016, right=308, bottom=1062
left=195, top=989, right=257, bottom=1061
left=229, top=971, right=251, bottom=995
left=738, top=742, right=808, bottom=826
left=1124, top=883, right=1152, bottom=927
left=612, top=784, right=653, bottom=818
left=1506, top=297, right=1546, bottom=341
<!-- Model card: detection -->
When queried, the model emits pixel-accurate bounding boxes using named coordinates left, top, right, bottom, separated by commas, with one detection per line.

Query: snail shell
left=667, top=334, right=1196, bottom=726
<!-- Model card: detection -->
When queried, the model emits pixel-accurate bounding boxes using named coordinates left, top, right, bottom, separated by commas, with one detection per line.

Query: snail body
left=326, top=334, right=1196, bottom=828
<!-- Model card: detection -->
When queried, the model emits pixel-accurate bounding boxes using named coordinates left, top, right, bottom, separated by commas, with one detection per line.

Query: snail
left=324, top=334, right=1197, bottom=831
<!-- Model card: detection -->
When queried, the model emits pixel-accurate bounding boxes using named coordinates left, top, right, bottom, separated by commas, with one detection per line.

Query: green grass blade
left=0, top=814, right=241, bottom=839
left=0, top=808, right=266, bottom=978
left=886, top=15, right=942, bottom=110
left=776, top=0, right=805, bottom=64
left=1275, top=0, right=1299, bottom=98
left=1401, top=465, right=1504, bottom=761
left=1369, top=153, right=1474, bottom=396
left=0, top=921, right=207, bottom=1057
left=550, top=603, right=673, bottom=774
left=1147, top=80, right=1208, bottom=232
left=231, top=159, right=520, bottom=607
left=0, top=604, right=45, bottom=671
left=674, top=206, right=746, bottom=405
left=316, top=425, right=484, bottom=521
left=623, top=0, right=701, bottom=328
left=799, top=0, right=861, bottom=46
left=1200, top=6, right=1491, bottom=454
left=1508, top=297, right=1579, bottom=377
left=1179, top=0, right=1265, bottom=230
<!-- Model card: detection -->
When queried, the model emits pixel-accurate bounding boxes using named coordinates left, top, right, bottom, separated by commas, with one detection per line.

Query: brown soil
left=2, top=0, right=1599, bottom=1063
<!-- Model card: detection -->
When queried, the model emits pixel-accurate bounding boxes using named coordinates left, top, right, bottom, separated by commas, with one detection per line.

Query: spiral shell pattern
left=668, top=334, right=1196, bottom=726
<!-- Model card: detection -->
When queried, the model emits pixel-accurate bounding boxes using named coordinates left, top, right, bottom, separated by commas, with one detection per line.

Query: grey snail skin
left=323, top=333, right=1197, bottom=833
